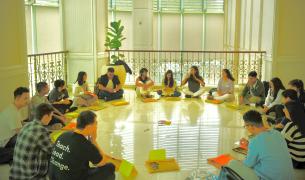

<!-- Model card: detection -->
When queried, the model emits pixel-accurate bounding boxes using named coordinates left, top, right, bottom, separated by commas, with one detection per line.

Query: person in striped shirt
left=281, top=100, right=305, bottom=168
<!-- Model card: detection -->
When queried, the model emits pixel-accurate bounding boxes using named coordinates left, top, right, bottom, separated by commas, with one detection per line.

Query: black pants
left=49, top=163, right=115, bottom=180
left=53, top=100, right=73, bottom=114
left=0, top=134, right=17, bottom=164
left=292, top=159, right=305, bottom=169
left=87, top=163, right=115, bottom=180
left=98, top=89, right=124, bottom=101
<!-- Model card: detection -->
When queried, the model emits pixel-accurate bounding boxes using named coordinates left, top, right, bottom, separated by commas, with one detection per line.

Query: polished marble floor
left=1, top=89, right=305, bottom=180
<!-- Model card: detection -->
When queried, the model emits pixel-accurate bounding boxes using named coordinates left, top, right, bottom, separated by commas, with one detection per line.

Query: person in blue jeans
left=225, top=110, right=294, bottom=180
left=96, top=67, right=124, bottom=101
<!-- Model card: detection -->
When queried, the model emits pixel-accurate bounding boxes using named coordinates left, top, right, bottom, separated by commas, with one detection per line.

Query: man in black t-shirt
left=96, top=67, right=124, bottom=101
left=48, top=111, right=115, bottom=180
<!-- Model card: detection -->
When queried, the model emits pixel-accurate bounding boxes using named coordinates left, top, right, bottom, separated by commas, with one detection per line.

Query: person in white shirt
left=263, top=77, right=285, bottom=114
left=0, top=87, right=30, bottom=164
left=72, top=71, right=98, bottom=107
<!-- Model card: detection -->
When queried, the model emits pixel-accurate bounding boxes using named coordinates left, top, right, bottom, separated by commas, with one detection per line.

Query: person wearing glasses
left=224, top=110, right=294, bottom=180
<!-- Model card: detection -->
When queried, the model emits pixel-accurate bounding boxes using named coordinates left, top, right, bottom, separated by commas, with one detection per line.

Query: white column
left=62, top=0, right=108, bottom=87
left=132, top=0, right=153, bottom=50
left=0, top=0, right=29, bottom=109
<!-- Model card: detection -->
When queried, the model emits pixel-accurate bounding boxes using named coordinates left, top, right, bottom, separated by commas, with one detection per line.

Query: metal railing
left=107, top=50, right=266, bottom=86
left=27, top=51, right=68, bottom=96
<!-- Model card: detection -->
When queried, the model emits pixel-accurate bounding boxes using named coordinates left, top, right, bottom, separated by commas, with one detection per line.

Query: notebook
left=88, top=105, right=106, bottom=111
left=145, top=158, right=180, bottom=173
left=65, top=112, right=79, bottom=119
left=142, top=98, right=158, bottom=103
left=62, top=122, right=76, bottom=131
left=164, top=97, right=181, bottom=101
left=205, top=99, right=223, bottom=104
left=149, top=149, right=166, bottom=161
left=111, top=101, right=130, bottom=106
left=50, top=130, right=65, bottom=143
left=207, top=154, right=234, bottom=169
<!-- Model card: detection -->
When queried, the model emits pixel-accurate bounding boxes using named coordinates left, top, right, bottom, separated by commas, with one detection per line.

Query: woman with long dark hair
left=289, top=79, right=305, bottom=108
left=72, top=71, right=98, bottom=106
left=181, top=66, right=205, bottom=98
left=263, top=77, right=285, bottom=113
left=135, top=68, right=154, bottom=98
left=157, top=70, right=181, bottom=97
left=281, top=100, right=305, bottom=168
left=208, top=69, right=235, bottom=102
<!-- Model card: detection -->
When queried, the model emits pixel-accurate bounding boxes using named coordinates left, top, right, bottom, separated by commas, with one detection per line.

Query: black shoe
left=185, top=95, right=192, bottom=98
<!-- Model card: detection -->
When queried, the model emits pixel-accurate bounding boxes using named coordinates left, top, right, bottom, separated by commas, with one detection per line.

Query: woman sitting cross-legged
left=135, top=68, right=154, bottom=98
left=181, top=66, right=205, bottom=98
left=281, top=99, right=305, bottom=169
left=207, top=69, right=235, bottom=102
left=157, top=70, right=181, bottom=97
left=262, top=77, right=285, bottom=114
left=72, top=71, right=98, bottom=107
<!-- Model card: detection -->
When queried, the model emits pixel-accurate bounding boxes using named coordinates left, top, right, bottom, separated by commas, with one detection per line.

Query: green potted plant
left=103, top=20, right=132, bottom=86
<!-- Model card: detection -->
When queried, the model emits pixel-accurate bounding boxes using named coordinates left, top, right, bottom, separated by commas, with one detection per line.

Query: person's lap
left=227, top=160, right=259, bottom=180
left=0, top=135, right=17, bottom=164
left=99, top=89, right=124, bottom=101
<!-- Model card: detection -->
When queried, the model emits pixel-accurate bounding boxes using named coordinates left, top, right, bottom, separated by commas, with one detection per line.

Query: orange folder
left=62, top=122, right=76, bottom=131
left=142, top=98, right=158, bottom=103
left=207, top=154, right=233, bottom=169
left=205, top=99, right=223, bottom=104
left=84, top=91, right=97, bottom=97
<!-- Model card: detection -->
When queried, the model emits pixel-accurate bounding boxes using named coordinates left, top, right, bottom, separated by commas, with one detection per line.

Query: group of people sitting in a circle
left=1, top=64, right=305, bottom=179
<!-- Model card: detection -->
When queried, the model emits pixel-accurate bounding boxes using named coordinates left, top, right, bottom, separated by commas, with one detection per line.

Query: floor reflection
left=96, top=90, right=251, bottom=179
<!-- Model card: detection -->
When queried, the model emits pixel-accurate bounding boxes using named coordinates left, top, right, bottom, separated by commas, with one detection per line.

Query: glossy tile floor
left=1, top=89, right=305, bottom=180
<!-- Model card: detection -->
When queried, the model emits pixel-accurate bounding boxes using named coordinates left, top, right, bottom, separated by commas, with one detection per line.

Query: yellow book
left=149, top=149, right=166, bottom=161
left=164, top=97, right=181, bottom=101
left=111, top=101, right=130, bottom=106
left=88, top=105, right=106, bottom=111
left=50, top=130, right=65, bottom=143
left=119, top=159, right=138, bottom=178
left=65, top=112, right=79, bottom=119
left=225, top=103, right=242, bottom=110
left=145, top=158, right=180, bottom=173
